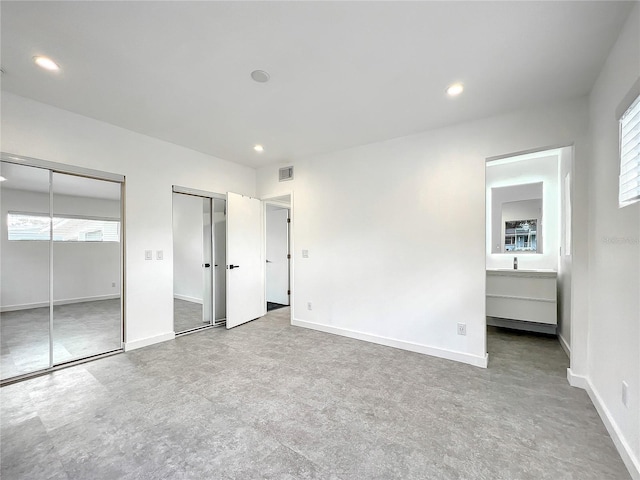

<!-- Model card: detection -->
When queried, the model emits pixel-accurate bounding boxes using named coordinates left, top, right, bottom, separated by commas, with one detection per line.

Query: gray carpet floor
left=2, top=298, right=217, bottom=381
left=1, top=299, right=122, bottom=380
left=173, top=298, right=206, bottom=333
left=0, top=307, right=630, bottom=479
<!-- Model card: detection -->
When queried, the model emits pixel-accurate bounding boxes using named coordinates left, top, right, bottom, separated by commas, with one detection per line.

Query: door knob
left=266, top=259, right=272, bottom=263
left=227, top=265, right=240, bottom=269
left=204, top=263, right=211, bottom=268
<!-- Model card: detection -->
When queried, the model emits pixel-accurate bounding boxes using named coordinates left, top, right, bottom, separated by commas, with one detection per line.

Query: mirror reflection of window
left=7, top=212, right=120, bottom=242
left=504, top=219, right=537, bottom=252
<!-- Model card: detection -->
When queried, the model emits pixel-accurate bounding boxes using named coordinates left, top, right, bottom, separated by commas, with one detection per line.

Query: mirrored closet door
left=51, top=172, right=123, bottom=364
left=0, top=162, right=52, bottom=379
left=172, top=189, right=226, bottom=334
left=0, top=157, right=124, bottom=384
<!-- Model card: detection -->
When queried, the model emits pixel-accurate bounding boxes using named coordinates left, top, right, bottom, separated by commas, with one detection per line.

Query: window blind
left=620, top=95, right=640, bottom=207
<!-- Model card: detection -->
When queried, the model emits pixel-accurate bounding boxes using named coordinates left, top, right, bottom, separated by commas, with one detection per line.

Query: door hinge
left=287, top=290, right=291, bottom=295
left=287, top=218, right=291, bottom=223
left=287, top=254, right=291, bottom=259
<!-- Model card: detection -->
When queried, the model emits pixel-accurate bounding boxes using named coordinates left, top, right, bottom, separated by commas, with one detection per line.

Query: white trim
left=485, top=144, right=571, bottom=164
left=264, top=199, right=291, bottom=208
left=566, top=368, right=588, bottom=389
left=558, top=333, right=571, bottom=358
left=1, top=151, right=125, bottom=183
left=172, top=185, right=226, bottom=200
left=1, top=294, right=121, bottom=312
left=293, top=318, right=488, bottom=368
left=123, top=332, right=175, bottom=352
left=581, top=375, right=640, bottom=479
left=173, top=294, right=203, bottom=305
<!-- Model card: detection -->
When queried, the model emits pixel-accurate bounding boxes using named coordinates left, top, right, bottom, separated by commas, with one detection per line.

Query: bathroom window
left=619, top=94, right=640, bottom=207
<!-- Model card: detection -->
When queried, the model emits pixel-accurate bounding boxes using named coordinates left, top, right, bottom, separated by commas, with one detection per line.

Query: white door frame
left=262, top=192, right=294, bottom=323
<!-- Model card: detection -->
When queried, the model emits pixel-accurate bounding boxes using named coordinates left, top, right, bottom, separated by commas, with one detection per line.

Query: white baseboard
left=1, top=294, right=121, bottom=312
left=173, top=294, right=203, bottom=304
left=567, top=368, right=588, bottom=389
left=124, top=332, right=175, bottom=352
left=567, top=369, right=639, bottom=479
left=587, top=379, right=640, bottom=479
left=558, top=333, right=571, bottom=358
left=292, top=318, right=488, bottom=368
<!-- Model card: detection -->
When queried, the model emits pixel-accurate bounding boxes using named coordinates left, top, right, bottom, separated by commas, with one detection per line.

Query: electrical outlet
left=457, top=323, right=466, bottom=336
left=302, top=249, right=309, bottom=258
left=145, top=250, right=152, bottom=260
left=307, top=302, right=312, bottom=310
left=622, top=381, right=629, bottom=407
left=111, top=282, right=116, bottom=288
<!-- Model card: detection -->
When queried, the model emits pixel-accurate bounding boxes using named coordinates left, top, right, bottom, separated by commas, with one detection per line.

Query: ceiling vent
left=279, top=166, right=293, bottom=182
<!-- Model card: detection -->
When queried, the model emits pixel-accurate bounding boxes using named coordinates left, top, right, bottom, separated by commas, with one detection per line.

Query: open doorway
left=263, top=194, right=292, bottom=316
left=484, top=146, right=573, bottom=365
left=266, top=204, right=290, bottom=311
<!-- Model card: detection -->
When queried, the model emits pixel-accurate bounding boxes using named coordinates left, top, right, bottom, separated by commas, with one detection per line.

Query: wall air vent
left=279, top=166, right=293, bottom=182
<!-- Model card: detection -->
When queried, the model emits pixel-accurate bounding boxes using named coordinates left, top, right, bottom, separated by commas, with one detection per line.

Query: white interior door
left=266, top=206, right=290, bottom=305
left=226, top=192, right=265, bottom=328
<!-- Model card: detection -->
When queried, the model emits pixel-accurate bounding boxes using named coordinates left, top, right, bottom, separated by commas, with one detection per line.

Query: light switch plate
left=156, top=250, right=163, bottom=260
left=302, top=249, right=309, bottom=258
left=145, top=250, right=153, bottom=260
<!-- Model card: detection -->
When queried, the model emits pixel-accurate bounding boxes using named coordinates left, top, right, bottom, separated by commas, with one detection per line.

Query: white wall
left=0, top=188, right=121, bottom=309
left=1, top=92, right=255, bottom=349
left=558, top=147, right=572, bottom=353
left=586, top=3, right=640, bottom=475
left=486, top=154, right=559, bottom=270
left=257, top=97, right=589, bottom=368
left=172, top=192, right=204, bottom=304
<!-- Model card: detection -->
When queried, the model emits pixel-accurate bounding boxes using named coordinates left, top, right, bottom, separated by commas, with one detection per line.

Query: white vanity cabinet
left=486, top=269, right=557, bottom=333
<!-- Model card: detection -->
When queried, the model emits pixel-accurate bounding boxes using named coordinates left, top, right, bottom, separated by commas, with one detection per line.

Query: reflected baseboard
left=173, top=294, right=203, bottom=305
left=1, top=294, right=121, bottom=312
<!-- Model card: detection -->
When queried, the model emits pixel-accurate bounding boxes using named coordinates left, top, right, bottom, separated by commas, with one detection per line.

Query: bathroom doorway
left=484, top=146, right=573, bottom=363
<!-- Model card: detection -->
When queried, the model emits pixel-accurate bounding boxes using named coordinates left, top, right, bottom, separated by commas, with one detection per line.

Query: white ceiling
left=0, top=1, right=633, bottom=169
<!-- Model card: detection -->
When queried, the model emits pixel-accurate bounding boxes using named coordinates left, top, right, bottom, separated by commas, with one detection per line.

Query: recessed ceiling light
left=254, top=144, right=264, bottom=152
left=33, top=56, right=60, bottom=72
left=446, top=83, right=464, bottom=96
left=251, top=70, right=270, bottom=83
